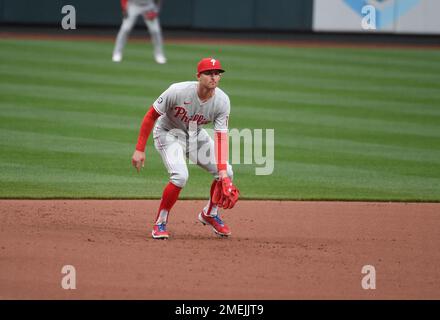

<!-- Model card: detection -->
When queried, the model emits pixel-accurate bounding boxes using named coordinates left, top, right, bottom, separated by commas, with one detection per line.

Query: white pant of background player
left=153, top=127, right=233, bottom=224
left=112, top=1, right=166, bottom=64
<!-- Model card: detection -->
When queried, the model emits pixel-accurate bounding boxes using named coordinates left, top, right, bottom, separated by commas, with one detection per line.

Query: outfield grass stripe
left=3, top=98, right=437, bottom=144
left=2, top=42, right=440, bottom=83
left=226, top=73, right=440, bottom=98
left=188, top=42, right=440, bottom=60
left=276, top=161, right=440, bottom=192
left=0, top=128, right=132, bottom=155
left=0, top=65, right=166, bottom=89
left=233, top=99, right=440, bottom=131
left=4, top=72, right=440, bottom=112
left=0, top=113, right=137, bottom=143
left=0, top=93, right=146, bottom=117
left=0, top=143, right=162, bottom=174
left=0, top=118, right=136, bottom=146
left=231, top=94, right=440, bottom=119
left=229, top=88, right=440, bottom=116
left=227, top=81, right=440, bottom=107
left=232, top=114, right=438, bottom=151
left=3, top=79, right=437, bottom=125
left=0, top=90, right=150, bottom=114
left=0, top=71, right=173, bottom=96
left=283, top=128, right=437, bottom=151
left=0, top=103, right=139, bottom=128
left=234, top=110, right=438, bottom=133
left=227, top=61, right=440, bottom=83
left=275, top=135, right=440, bottom=164
left=221, top=54, right=440, bottom=82
left=5, top=76, right=435, bottom=113
left=0, top=106, right=140, bottom=144
left=0, top=50, right=194, bottom=74
left=8, top=38, right=439, bottom=63
left=4, top=61, right=439, bottom=103
left=0, top=162, right=137, bottom=184
left=260, top=48, right=440, bottom=72
left=3, top=39, right=439, bottom=71
left=0, top=55, right=190, bottom=83
left=165, top=42, right=440, bottom=63
left=240, top=100, right=440, bottom=126
left=236, top=105, right=440, bottom=137
left=0, top=82, right=154, bottom=106
left=226, top=70, right=440, bottom=94
left=4, top=75, right=440, bottom=121
left=2, top=56, right=437, bottom=94
left=277, top=147, right=440, bottom=179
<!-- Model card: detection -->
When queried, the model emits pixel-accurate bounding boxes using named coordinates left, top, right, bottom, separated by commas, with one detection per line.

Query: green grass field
left=1, top=37, right=440, bottom=200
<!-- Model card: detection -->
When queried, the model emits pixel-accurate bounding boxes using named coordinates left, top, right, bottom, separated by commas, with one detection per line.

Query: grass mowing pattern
left=1, top=38, right=440, bottom=200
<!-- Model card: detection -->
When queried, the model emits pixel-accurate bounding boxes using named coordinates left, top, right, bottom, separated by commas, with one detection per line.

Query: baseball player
left=112, top=0, right=166, bottom=64
left=132, top=57, right=240, bottom=239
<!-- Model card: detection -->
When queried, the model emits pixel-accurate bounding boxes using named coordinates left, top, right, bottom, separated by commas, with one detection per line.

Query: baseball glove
left=212, top=177, right=240, bottom=209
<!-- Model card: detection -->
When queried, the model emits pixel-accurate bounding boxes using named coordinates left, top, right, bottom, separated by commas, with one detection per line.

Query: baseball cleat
left=154, top=54, right=167, bottom=64
left=152, top=223, right=169, bottom=239
left=198, top=212, right=231, bottom=237
left=112, top=53, right=122, bottom=62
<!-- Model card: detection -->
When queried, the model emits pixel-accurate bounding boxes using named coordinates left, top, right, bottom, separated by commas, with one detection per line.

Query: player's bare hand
left=132, top=150, right=145, bottom=173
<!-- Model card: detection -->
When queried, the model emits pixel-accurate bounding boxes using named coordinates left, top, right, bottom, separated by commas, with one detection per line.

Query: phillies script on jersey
left=173, top=106, right=210, bottom=125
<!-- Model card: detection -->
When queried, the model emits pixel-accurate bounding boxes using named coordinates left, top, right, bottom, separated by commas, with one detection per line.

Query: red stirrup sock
left=204, top=179, right=218, bottom=217
left=154, top=182, right=182, bottom=224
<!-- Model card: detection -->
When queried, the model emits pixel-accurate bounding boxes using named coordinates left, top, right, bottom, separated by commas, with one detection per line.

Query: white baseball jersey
left=152, top=81, right=230, bottom=135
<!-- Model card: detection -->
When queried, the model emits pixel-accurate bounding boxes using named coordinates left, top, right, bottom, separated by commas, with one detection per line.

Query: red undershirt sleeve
left=215, top=131, right=228, bottom=172
left=135, top=106, right=161, bottom=152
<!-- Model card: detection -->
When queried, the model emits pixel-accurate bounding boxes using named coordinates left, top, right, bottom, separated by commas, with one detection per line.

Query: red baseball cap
left=197, top=57, right=225, bottom=74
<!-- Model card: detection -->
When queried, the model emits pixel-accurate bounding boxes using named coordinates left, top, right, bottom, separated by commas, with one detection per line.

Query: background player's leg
left=143, top=17, right=166, bottom=64
left=112, top=5, right=138, bottom=62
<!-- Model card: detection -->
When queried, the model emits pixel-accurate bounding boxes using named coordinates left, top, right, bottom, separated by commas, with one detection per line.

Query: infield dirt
left=1, top=200, right=439, bottom=299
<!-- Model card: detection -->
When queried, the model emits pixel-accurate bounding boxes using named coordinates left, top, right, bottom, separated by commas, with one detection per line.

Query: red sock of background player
left=203, top=179, right=218, bottom=217
left=154, top=182, right=182, bottom=225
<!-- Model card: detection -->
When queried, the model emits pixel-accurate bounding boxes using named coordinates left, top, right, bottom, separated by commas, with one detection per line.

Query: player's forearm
left=215, top=131, right=228, bottom=176
left=135, top=106, right=160, bottom=152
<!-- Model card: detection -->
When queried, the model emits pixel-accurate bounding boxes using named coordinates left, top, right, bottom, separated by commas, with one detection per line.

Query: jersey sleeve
left=214, top=98, right=230, bottom=132
left=152, top=85, right=177, bottom=116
